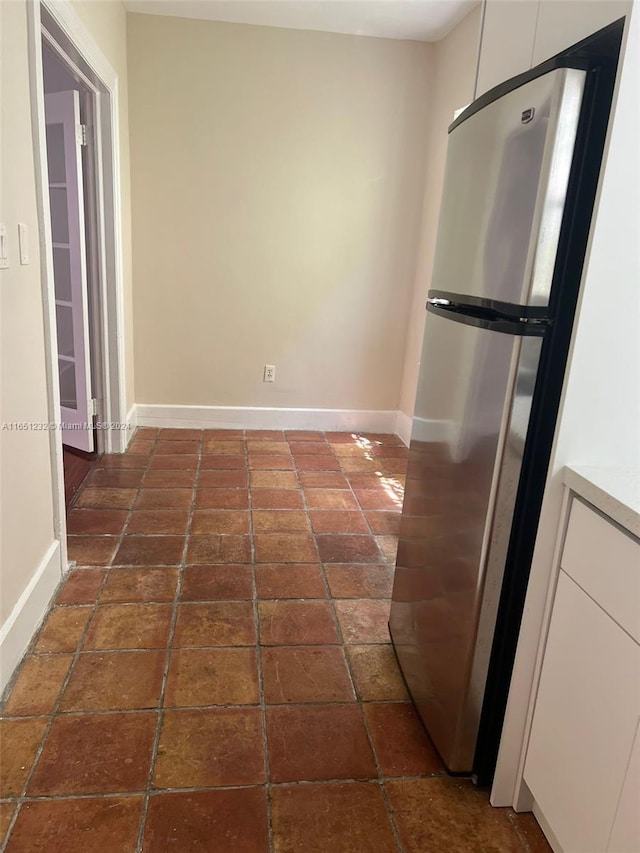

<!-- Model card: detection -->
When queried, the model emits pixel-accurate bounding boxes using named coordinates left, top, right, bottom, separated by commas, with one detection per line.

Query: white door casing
left=44, top=90, right=94, bottom=452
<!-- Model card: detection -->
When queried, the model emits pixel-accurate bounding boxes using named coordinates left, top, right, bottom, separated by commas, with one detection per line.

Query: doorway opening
left=41, top=37, right=102, bottom=506
left=28, top=0, right=129, bottom=557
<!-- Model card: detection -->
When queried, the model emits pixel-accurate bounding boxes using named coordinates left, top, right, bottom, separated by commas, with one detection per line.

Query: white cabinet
left=475, top=0, right=632, bottom=99
left=524, top=498, right=640, bottom=853
left=475, top=0, right=538, bottom=96
left=532, top=0, right=631, bottom=66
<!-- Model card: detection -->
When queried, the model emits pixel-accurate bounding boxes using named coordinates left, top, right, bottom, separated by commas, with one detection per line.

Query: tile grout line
left=324, top=434, right=406, bottom=853
left=133, top=428, right=203, bottom=853
left=247, top=431, right=277, bottom=853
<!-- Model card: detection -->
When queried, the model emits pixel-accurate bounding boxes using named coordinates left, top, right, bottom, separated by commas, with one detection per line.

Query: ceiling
left=123, top=0, right=478, bottom=42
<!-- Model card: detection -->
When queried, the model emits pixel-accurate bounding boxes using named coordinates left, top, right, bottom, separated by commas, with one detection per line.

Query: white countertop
left=563, top=465, right=640, bottom=540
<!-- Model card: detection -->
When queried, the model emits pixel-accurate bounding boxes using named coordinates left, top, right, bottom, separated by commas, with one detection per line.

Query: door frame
left=26, top=0, right=130, bottom=560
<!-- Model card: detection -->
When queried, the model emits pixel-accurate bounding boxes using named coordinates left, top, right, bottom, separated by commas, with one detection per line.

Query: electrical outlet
left=263, top=364, right=276, bottom=383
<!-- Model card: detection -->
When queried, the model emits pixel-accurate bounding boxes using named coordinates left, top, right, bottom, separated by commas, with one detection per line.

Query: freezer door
left=431, top=67, right=585, bottom=312
left=389, top=309, right=542, bottom=772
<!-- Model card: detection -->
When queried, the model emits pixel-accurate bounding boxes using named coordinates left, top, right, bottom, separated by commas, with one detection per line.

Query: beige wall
left=71, top=0, right=135, bottom=413
left=127, top=14, right=433, bottom=411
left=398, top=5, right=482, bottom=419
left=0, top=0, right=132, bottom=687
left=0, top=1, right=56, bottom=628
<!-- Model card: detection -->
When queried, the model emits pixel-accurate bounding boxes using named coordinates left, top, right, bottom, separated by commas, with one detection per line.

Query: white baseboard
left=394, top=411, right=412, bottom=447
left=135, top=404, right=401, bottom=435
left=0, top=539, right=62, bottom=693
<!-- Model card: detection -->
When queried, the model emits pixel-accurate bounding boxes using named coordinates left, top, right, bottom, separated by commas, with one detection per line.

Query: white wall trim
left=135, top=404, right=402, bottom=434
left=0, top=540, right=62, bottom=694
left=395, top=411, right=413, bottom=447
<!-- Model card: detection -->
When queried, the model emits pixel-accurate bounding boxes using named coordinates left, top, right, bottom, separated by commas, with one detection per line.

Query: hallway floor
left=0, top=428, right=550, bottom=852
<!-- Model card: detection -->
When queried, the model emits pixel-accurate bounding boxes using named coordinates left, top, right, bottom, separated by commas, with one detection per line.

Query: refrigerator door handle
left=426, top=297, right=550, bottom=335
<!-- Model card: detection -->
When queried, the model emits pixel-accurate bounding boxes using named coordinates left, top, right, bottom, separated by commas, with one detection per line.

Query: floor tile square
left=155, top=440, right=199, bottom=455
left=201, top=428, right=243, bottom=440
left=248, top=454, right=295, bottom=470
left=164, top=648, right=259, bottom=706
left=100, top=567, right=179, bottom=603
left=148, top=454, right=198, bottom=470
left=271, top=782, right=396, bottom=853
left=198, top=469, right=248, bottom=488
left=191, top=509, right=249, bottom=535
left=74, top=488, right=137, bottom=509
left=385, top=778, right=524, bottom=853
left=288, top=441, right=330, bottom=455
left=250, top=471, right=299, bottom=489
left=251, top=489, right=304, bottom=509
left=338, top=458, right=381, bottom=473
left=27, top=712, right=156, bottom=795
left=173, top=602, right=256, bottom=646
left=298, top=471, right=350, bottom=489
left=153, top=708, right=265, bottom=788
left=258, top=601, right=338, bottom=645
left=143, top=789, right=268, bottom=853
left=0, top=719, right=48, bottom=797
left=186, top=535, right=251, bottom=564
left=194, top=488, right=249, bottom=509
left=66, top=509, right=128, bottom=536
left=34, top=606, right=92, bottom=654
left=83, top=604, right=172, bottom=650
left=262, top=646, right=354, bottom=703
left=113, top=536, right=185, bottom=566
left=200, top=454, right=247, bottom=470
left=67, top=536, right=117, bottom=566
left=202, top=440, right=245, bottom=455
left=266, top=704, right=376, bottom=782
left=246, top=440, right=289, bottom=454
left=315, top=534, right=382, bottom=563
left=295, top=455, right=341, bottom=471
left=5, top=797, right=143, bottom=853
left=55, top=568, right=105, bottom=605
left=3, top=655, right=72, bottom=716
left=335, top=600, right=391, bottom=644
left=346, top=645, right=409, bottom=701
left=59, top=650, right=165, bottom=711
left=98, top=454, right=148, bottom=470
left=181, top=564, right=253, bottom=601
left=331, top=443, right=371, bottom=457
left=125, top=510, right=189, bottom=535
left=325, top=564, right=394, bottom=598
left=254, top=564, right=326, bottom=599
left=134, top=488, right=192, bottom=509
left=364, top=703, right=443, bottom=776
left=0, top=804, right=13, bottom=846
left=246, top=430, right=285, bottom=440
left=304, top=489, right=358, bottom=510
left=252, top=510, right=310, bottom=533
left=142, top=470, right=197, bottom=488
left=253, top=534, right=317, bottom=563
left=85, top=470, right=144, bottom=489
left=309, top=510, right=368, bottom=533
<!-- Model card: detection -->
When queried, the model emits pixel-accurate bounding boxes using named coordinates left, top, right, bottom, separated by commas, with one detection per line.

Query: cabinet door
left=532, top=0, right=631, bottom=66
left=524, top=571, right=640, bottom=853
left=608, top=722, right=640, bottom=852
left=475, top=0, right=539, bottom=97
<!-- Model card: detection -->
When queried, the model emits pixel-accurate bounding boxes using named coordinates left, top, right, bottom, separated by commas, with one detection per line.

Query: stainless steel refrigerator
left=389, top=29, right=623, bottom=781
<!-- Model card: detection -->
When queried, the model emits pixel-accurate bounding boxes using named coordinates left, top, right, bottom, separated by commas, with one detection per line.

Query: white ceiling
left=124, top=0, right=478, bottom=42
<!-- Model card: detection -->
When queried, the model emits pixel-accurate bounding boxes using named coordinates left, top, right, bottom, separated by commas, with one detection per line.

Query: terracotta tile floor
left=0, top=428, right=551, bottom=852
